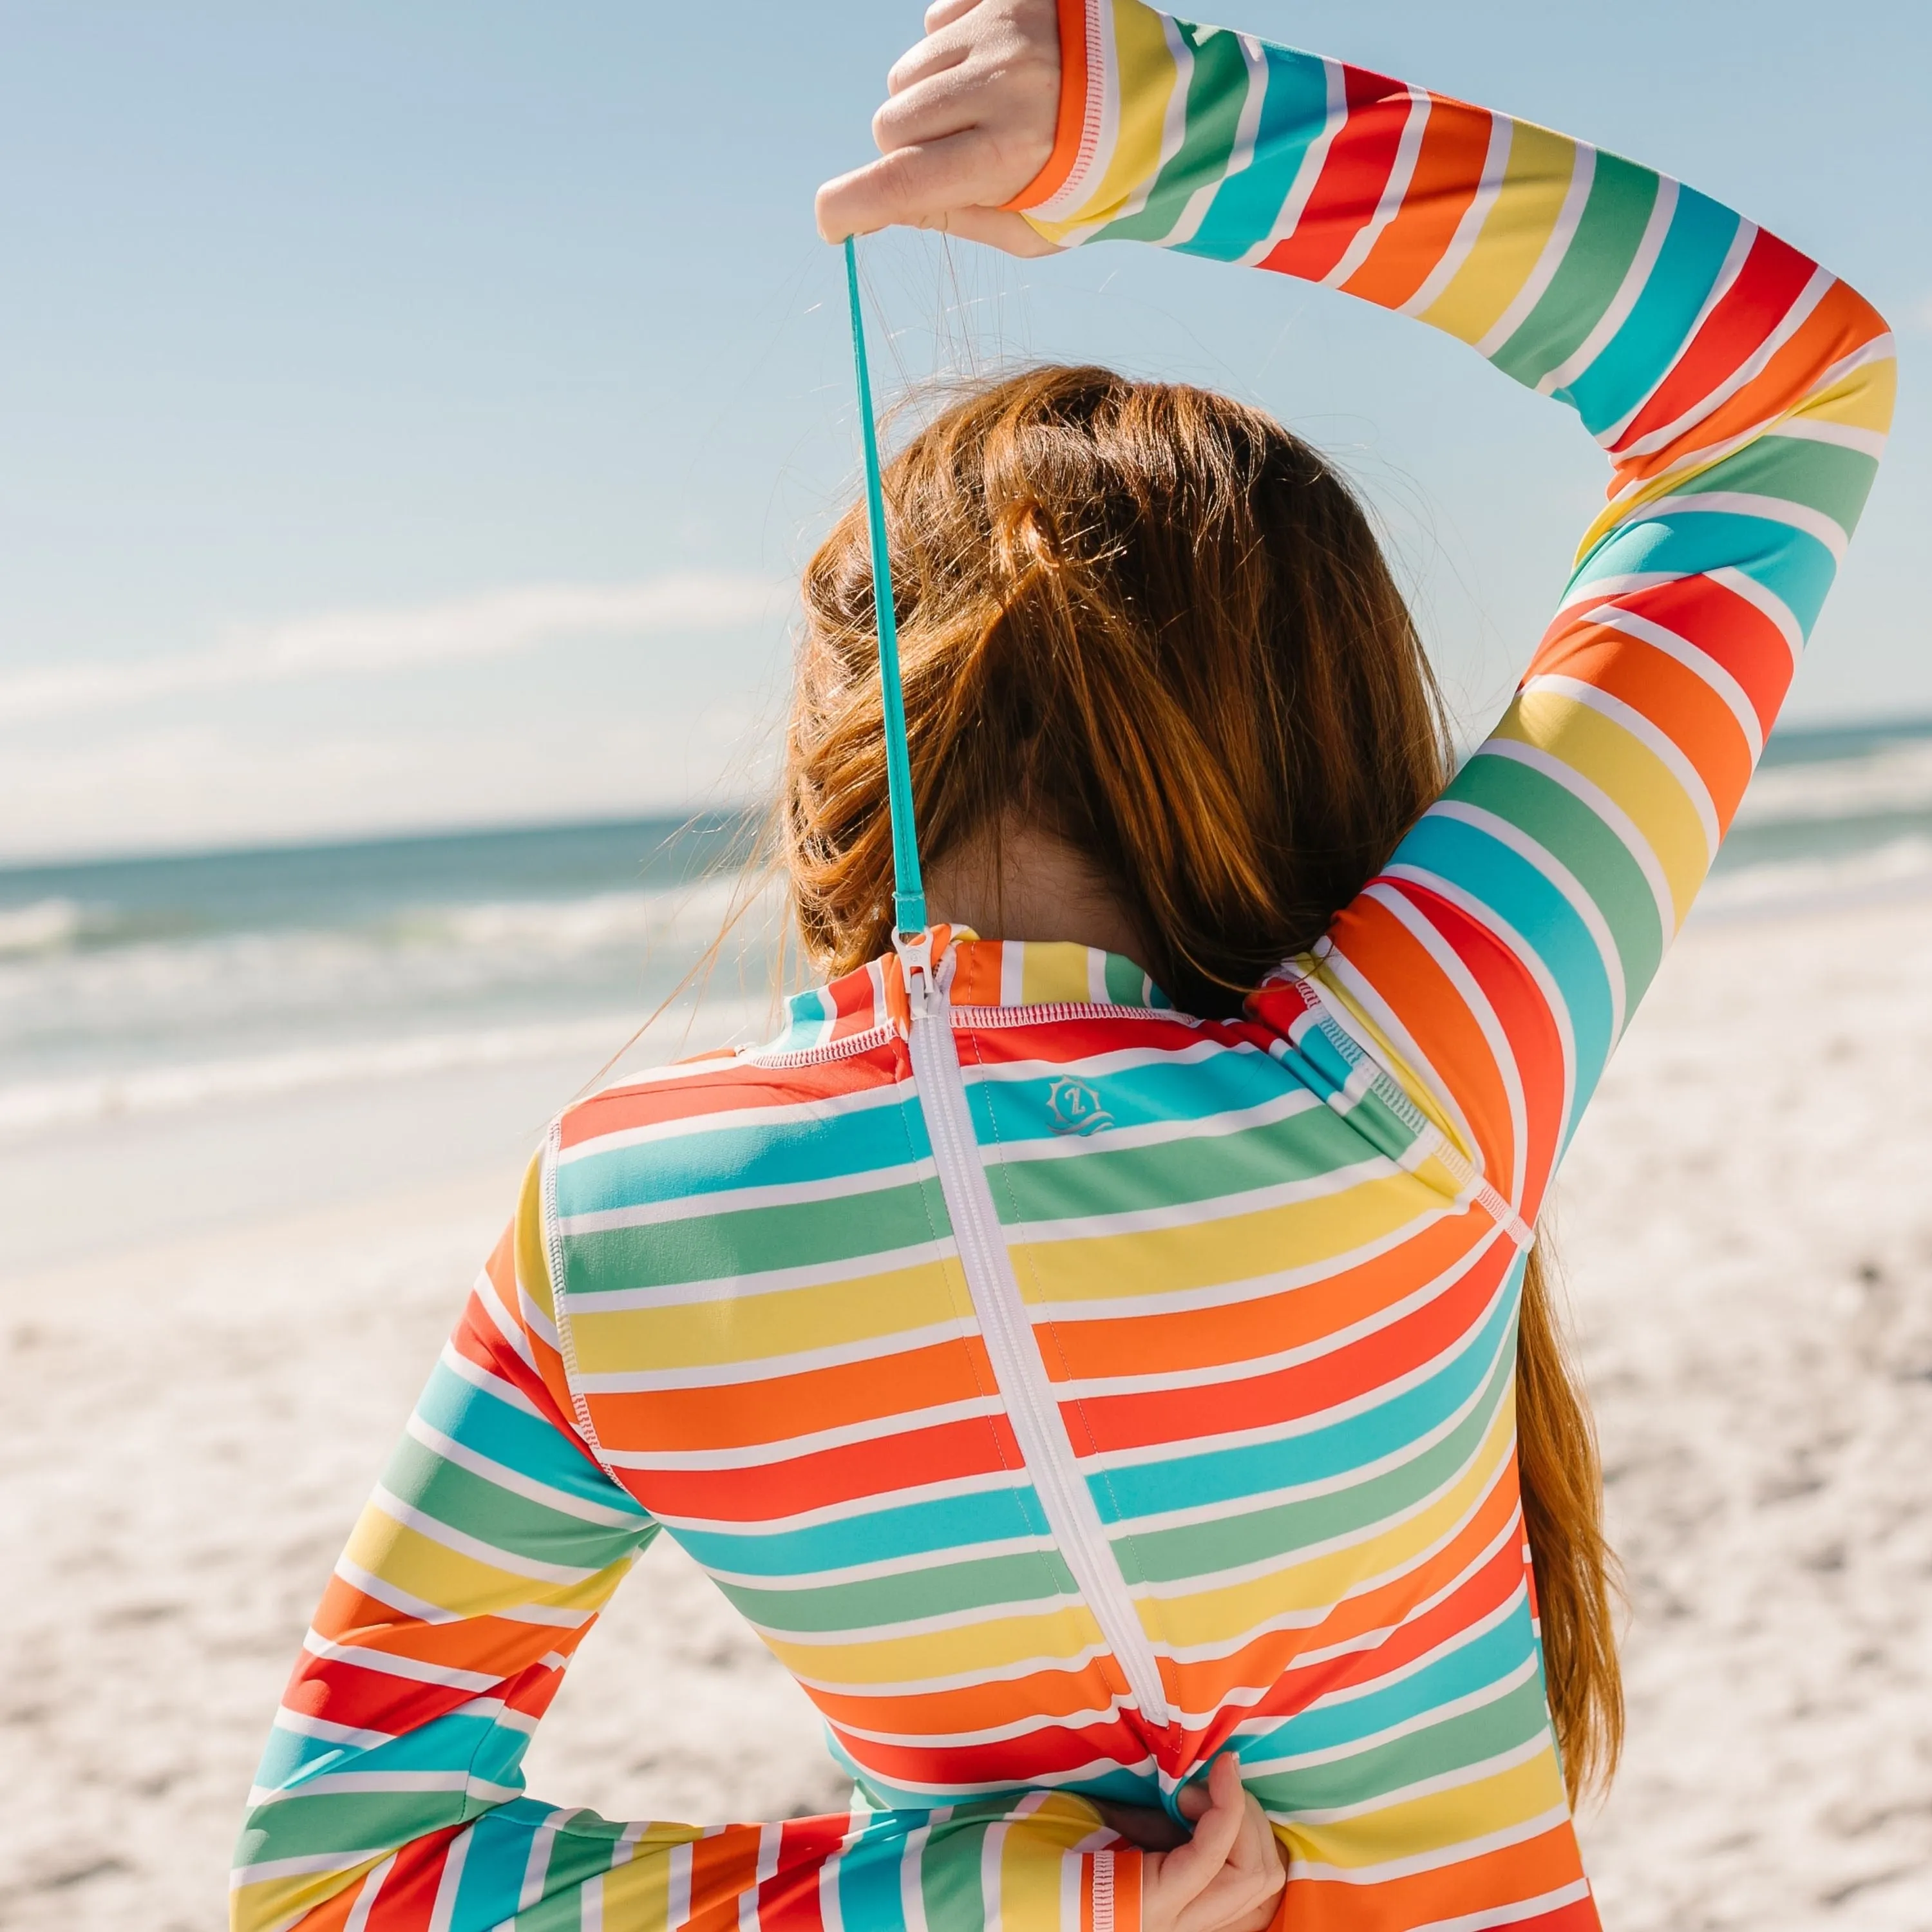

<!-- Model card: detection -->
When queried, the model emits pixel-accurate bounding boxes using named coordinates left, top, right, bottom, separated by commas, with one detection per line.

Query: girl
left=232, top=3, right=1893, bottom=1929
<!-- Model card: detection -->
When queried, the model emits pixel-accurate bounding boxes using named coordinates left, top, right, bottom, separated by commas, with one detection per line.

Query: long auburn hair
left=782, top=364, right=1622, bottom=1800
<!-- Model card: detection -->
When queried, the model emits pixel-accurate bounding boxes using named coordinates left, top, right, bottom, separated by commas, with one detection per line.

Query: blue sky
left=2, top=0, right=1924, bottom=861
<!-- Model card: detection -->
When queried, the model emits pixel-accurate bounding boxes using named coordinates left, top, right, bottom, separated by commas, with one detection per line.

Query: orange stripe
left=1340, top=95, right=1492, bottom=309
left=1008, top=0, right=1093, bottom=211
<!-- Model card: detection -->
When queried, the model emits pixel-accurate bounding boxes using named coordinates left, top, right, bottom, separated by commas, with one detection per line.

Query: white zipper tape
left=899, top=935, right=1172, bottom=1729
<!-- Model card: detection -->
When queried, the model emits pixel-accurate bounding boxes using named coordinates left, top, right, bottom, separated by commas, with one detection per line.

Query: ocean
left=3, top=717, right=1929, bottom=1143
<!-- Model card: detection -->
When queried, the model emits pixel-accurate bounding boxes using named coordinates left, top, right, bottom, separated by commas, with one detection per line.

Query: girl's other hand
left=815, top=0, right=1063, bottom=254
left=1139, top=1754, right=1290, bottom=1932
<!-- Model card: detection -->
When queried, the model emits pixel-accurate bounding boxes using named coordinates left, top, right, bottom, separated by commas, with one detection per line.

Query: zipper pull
left=895, top=927, right=937, bottom=1024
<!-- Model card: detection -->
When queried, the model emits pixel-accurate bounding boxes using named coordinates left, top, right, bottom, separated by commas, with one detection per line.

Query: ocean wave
left=1700, top=835, right=1932, bottom=914
left=0, top=999, right=771, bottom=1137
left=1738, top=741, right=1932, bottom=824
left=0, top=897, right=90, bottom=956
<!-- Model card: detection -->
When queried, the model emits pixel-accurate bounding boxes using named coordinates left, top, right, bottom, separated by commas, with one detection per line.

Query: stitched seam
left=743, top=1021, right=898, bottom=1068
left=542, top=1113, right=618, bottom=1476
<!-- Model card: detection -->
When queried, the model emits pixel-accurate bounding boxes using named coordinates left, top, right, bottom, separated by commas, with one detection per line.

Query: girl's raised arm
left=835, top=0, right=1893, bottom=1235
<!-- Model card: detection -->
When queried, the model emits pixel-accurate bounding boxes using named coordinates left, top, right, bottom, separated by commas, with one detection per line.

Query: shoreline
left=3, top=896, right=1928, bottom=1929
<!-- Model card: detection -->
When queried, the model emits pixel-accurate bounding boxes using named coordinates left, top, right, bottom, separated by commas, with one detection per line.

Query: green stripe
left=565, top=1176, right=952, bottom=1294
left=714, top=1548, right=1079, bottom=1635
left=1249, top=1674, right=1551, bottom=1812
left=382, top=1438, right=632, bottom=1573
left=1446, top=752, right=1665, bottom=1009
left=1113, top=1356, right=1508, bottom=1586
left=1101, top=22, right=1251, bottom=243
left=1674, top=433, right=1880, bottom=536
left=990, top=1105, right=1384, bottom=1224
left=1492, top=153, right=1658, bottom=388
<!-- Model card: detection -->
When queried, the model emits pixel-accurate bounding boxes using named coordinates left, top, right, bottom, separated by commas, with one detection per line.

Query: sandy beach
left=2, top=892, right=1928, bottom=1932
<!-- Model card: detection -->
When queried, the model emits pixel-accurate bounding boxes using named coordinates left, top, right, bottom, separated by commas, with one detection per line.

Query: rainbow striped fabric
left=232, top=5, right=1893, bottom=1929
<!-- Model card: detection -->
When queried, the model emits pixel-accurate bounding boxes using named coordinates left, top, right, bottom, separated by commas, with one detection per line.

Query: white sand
left=2, top=897, right=1928, bottom=1931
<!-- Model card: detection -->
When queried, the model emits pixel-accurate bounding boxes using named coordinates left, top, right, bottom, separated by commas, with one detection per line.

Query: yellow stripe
left=347, top=1511, right=627, bottom=1619
left=516, top=1153, right=555, bottom=1321
left=1043, top=0, right=1179, bottom=236
left=1007, top=1170, right=1449, bottom=1304
left=764, top=1602, right=1107, bottom=1685
left=568, top=1259, right=968, bottom=1374
left=1421, top=122, right=1578, bottom=347
left=1497, top=690, right=1710, bottom=921
left=1020, top=940, right=1099, bottom=1006
left=599, top=1828, right=708, bottom=1932
left=1790, top=352, right=1897, bottom=433
left=1146, top=1397, right=1515, bottom=1646
left=232, top=1859, right=384, bottom=1932
left=1289, top=1748, right=1568, bottom=1868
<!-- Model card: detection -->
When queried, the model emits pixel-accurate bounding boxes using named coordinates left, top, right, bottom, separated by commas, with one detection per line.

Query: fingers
left=1155, top=1757, right=1247, bottom=1909
left=923, top=0, right=982, bottom=29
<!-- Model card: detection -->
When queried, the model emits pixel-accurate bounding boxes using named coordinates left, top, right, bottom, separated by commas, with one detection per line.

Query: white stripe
left=428, top=1825, right=471, bottom=1932
left=1625, top=485, right=1852, bottom=559
left=1540, top=173, right=1680, bottom=396
left=1239, top=56, right=1349, bottom=267
left=704, top=1530, right=1059, bottom=1595
left=1521, top=672, right=1723, bottom=860
left=249, top=1769, right=519, bottom=1808
left=597, top=1395, right=1005, bottom=1472
left=405, top=1413, right=647, bottom=1527
left=558, top=1153, right=933, bottom=1236
left=1167, top=33, right=1271, bottom=250
left=1408, top=1879, right=1595, bottom=1932
left=1062, top=1231, right=1500, bottom=1405
left=1379, top=858, right=1580, bottom=1142
left=1097, top=1274, right=1513, bottom=1487
left=437, top=1339, right=544, bottom=1419
left=1247, top=1653, right=1540, bottom=1776
left=1322, top=91, right=1431, bottom=289
left=1279, top=1731, right=1555, bottom=1828
left=1468, top=737, right=1680, bottom=944
left=1285, top=1800, right=1572, bottom=1883
left=567, top=1234, right=957, bottom=1315
left=301, top=1627, right=502, bottom=1691
left=231, top=1847, right=394, bottom=1887
left=1403, top=110, right=1513, bottom=317
left=1596, top=215, right=1757, bottom=449
left=668, top=1840, right=694, bottom=1931
left=573, top=1317, right=980, bottom=1396
left=1580, top=600, right=1765, bottom=760
left=1422, top=797, right=1631, bottom=1034
left=342, top=1853, right=397, bottom=1932
left=1005, top=1148, right=1401, bottom=1246
left=648, top=1465, right=1034, bottom=1540
left=1357, top=883, right=1533, bottom=1205
left=271, top=1707, right=395, bottom=1750
left=1618, top=263, right=1833, bottom=459
left=556, top=1080, right=912, bottom=1164
left=370, top=1484, right=605, bottom=1587
left=1475, top=142, right=1597, bottom=359
left=983, top=1086, right=1323, bottom=1169
left=1770, top=416, right=1887, bottom=459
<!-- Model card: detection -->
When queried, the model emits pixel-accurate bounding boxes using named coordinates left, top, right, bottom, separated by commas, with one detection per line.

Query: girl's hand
left=1137, top=1755, right=1290, bottom=1932
left=815, top=0, right=1063, bottom=254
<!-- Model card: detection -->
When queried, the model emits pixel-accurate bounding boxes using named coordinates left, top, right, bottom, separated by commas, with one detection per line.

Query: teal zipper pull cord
left=843, top=236, right=927, bottom=942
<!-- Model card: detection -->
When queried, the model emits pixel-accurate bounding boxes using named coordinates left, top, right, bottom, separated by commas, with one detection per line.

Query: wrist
left=1005, top=0, right=1106, bottom=216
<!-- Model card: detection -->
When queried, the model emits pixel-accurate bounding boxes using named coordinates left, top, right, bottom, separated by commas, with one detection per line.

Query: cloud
left=0, top=572, right=787, bottom=726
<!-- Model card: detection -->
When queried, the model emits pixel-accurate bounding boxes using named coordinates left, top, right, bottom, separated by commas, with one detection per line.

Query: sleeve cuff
left=1077, top=1846, right=1144, bottom=1932
left=1005, top=0, right=1106, bottom=216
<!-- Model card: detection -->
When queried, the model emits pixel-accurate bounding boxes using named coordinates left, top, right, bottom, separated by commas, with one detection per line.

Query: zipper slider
left=895, top=927, right=936, bottom=1023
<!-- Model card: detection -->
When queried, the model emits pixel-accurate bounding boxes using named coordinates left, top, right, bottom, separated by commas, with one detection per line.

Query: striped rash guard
left=232, top=5, right=1893, bottom=1931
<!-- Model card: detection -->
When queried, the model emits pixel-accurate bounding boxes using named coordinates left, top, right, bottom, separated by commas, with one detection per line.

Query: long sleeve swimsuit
left=232, top=5, right=1895, bottom=1929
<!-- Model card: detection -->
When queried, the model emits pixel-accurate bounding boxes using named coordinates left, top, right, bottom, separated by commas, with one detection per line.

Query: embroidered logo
left=1046, top=1077, right=1113, bottom=1136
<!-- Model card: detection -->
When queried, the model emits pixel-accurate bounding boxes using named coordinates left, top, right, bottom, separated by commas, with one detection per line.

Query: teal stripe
left=1103, top=21, right=1253, bottom=243
left=1492, top=153, right=1660, bottom=388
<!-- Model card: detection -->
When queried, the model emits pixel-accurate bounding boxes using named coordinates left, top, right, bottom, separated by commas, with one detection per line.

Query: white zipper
left=898, top=934, right=1172, bottom=1730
